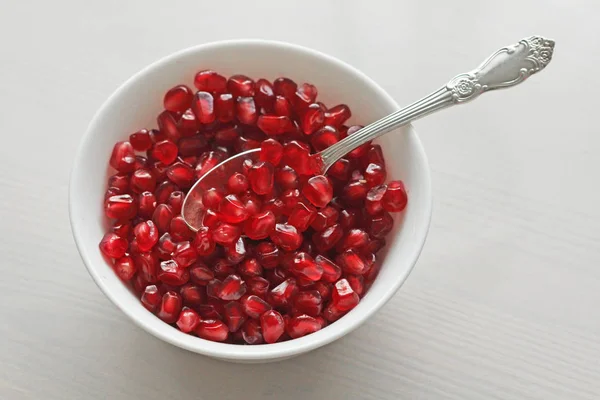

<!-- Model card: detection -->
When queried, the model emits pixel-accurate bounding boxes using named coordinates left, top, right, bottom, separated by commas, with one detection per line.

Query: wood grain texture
left=1, top=0, right=599, bottom=398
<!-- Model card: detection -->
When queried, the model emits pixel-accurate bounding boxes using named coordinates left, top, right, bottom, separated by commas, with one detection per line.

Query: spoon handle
left=319, top=35, right=555, bottom=170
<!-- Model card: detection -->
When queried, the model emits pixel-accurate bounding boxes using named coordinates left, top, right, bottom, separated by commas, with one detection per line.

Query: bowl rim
left=69, top=38, right=432, bottom=361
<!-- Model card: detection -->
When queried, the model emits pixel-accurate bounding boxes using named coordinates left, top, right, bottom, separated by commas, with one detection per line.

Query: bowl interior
left=70, top=40, right=431, bottom=361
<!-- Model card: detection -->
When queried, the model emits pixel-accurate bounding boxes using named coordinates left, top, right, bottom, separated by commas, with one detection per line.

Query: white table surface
left=2, top=0, right=599, bottom=398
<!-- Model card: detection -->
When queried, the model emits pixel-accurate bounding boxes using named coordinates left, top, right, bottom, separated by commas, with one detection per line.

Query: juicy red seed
left=240, top=190, right=262, bottom=215
left=310, top=206, right=339, bottom=231
left=195, top=319, right=229, bottom=342
left=165, top=162, right=194, bottom=190
left=129, top=129, right=153, bottom=151
left=194, top=70, right=227, bottom=93
left=315, top=255, right=342, bottom=283
left=324, top=104, right=352, bottom=127
left=158, top=260, right=190, bottom=286
left=311, top=125, right=339, bottom=151
left=157, top=232, right=177, bottom=259
left=243, top=210, right=276, bottom=240
left=150, top=140, right=178, bottom=165
left=201, top=209, right=220, bottom=229
left=99, top=232, right=128, bottom=259
left=227, top=75, right=255, bottom=97
left=242, top=295, right=272, bottom=319
left=257, top=115, right=294, bottom=136
left=260, top=310, right=285, bottom=344
left=288, top=202, right=317, bottom=232
left=286, top=314, right=322, bottom=338
left=364, top=163, right=387, bottom=187
left=382, top=180, right=408, bottom=212
left=338, top=229, right=370, bottom=252
left=238, top=258, right=263, bottom=278
left=255, top=78, right=275, bottom=109
left=189, top=262, right=215, bottom=285
left=130, top=169, right=156, bottom=194
left=154, top=181, right=179, bottom=204
left=224, top=301, right=246, bottom=332
left=273, top=78, right=298, bottom=101
left=348, top=142, right=371, bottom=159
left=141, top=284, right=161, bottom=312
left=328, top=158, right=351, bottom=181
left=152, top=204, right=174, bottom=233
left=247, top=276, right=270, bottom=298
left=176, top=307, right=201, bottom=333
left=313, top=223, right=343, bottom=252
left=300, top=103, right=325, bottom=135
left=150, top=161, right=168, bottom=181
left=202, top=187, right=224, bottom=209
left=275, top=166, right=299, bottom=189
left=180, top=283, right=206, bottom=308
left=138, top=192, right=157, bottom=218
left=254, top=242, right=280, bottom=269
left=167, top=191, right=184, bottom=215
left=292, top=90, right=312, bottom=112
left=134, top=252, right=159, bottom=283
left=298, top=83, right=318, bottom=103
left=212, top=223, right=242, bottom=245
left=242, top=319, right=264, bottom=344
left=332, top=278, right=359, bottom=312
left=134, top=220, right=159, bottom=252
left=324, top=303, right=345, bottom=322
left=108, top=174, right=130, bottom=194
left=177, top=108, right=200, bottom=136
left=214, top=259, right=237, bottom=278
left=191, top=91, right=215, bottom=124
left=281, top=140, right=317, bottom=175
left=273, top=95, right=292, bottom=117
left=268, top=278, right=298, bottom=308
left=178, top=135, right=208, bottom=157
left=112, top=220, right=132, bottom=238
left=164, top=85, right=193, bottom=113
left=110, top=141, right=136, bottom=173
left=218, top=194, right=249, bottom=224
left=365, top=184, right=387, bottom=215
left=280, top=188, right=301, bottom=214
left=217, top=125, right=243, bottom=147
left=195, top=151, right=226, bottom=178
left=366, top=238, right=386, bottom=255
left=197, top=303, right=223, bottom=320
left=368, top=211, right=394, bottom=239
left=248, top=161, right=274, bottom=195
left=104, top=194, right=136, bottom=220
left=157, top=291, right=183, bottom=323
left=225, top=237, right=247, bottom=264
left=192, top=226, right=215, bottom=256
left=342, top=180, right=370, bottom=205
left=236, top=96, right=257, bottom=125
left=339, top=209, right=359, bottom=229
left=270, top=223, right=303, bottom=252
left=172, top=241, right=198, bottom=267
left=336, top=249, right=369, bottom=275
left=346, top=274, right=365, bottom=296
left=157, top=111, right=181, bottom=142
left=259, top=139, right=284, bottom=166
left=227, top=172, right=249, bottom=194
left=293, top=290, right=322, bottom=317
left=169, top=215, right=193, bottom=241
left=291, top=252, right=323, bottom=282
left=218, top=275, right=246, bottom=301
left=302, top=175, right=333, bottom=208
left=215, top=93, right=235, bottom=122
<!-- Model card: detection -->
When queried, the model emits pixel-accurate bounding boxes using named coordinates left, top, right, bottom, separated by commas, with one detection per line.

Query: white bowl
left=69, top=39, right=432, bottom=363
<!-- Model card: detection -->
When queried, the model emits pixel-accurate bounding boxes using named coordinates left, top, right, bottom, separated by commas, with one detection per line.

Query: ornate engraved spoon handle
left=319, top=35, right=555, bottom=170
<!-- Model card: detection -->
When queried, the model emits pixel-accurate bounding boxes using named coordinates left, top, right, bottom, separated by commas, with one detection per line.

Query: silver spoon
left=182, top=35, right=555, bottom=231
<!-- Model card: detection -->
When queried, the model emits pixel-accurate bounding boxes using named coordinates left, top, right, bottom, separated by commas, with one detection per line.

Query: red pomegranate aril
left=134, top=251, right=159, bottom=283
left=311, top=125, right=339, bottom=151
left=129, top=129, right=153, bottom=151
left=368, top=211, right=394, bottom=239
left=212, top=223, right=242, bottom=245
left=150, top=140, right=178, bottom=165
left=315, top=255, right=342, bottom=283
left=112, top=220, right=132, bottom=238
left=99, top=232, right=128, bottom=258
left=191, top=91, right=215, bottom=124
left=227, top=75, right=255, bottom=97
left=194, top=70, right=227, bottom=93
left=169, top=216, right=193, bottom=241
left=288, top=202, right=316, bottom=232
left=158, top=260, right=190, bottom=286
left=189, top=262, right=215, bottom=285
left=192, top=226, right=215, bottom=256
left=138, top=191, right=157, bottom=219
left=157, top=291, right=183, bottom=323
left=166, top=191, right=184, bottom=215
left=260, top=310, right=285, bottom=344
left=157, top=111, right=181, bottom=142
left=178, top=135, right=207, bottom=157
left=310, top=206, right=339, bottom=231
left=364, top=163, right=387, bottom=187
left=134, top=220, right=159, bottom=252
left=346, top=274, right=365, bottom=296
left=150, top=161, right=168, bottom=182
left=275, top=166, right=299, bottom=189
left=202, top=187, right=224, bottom=209
left=239, top=295, right=269, bottom=319
left=224, top=173, right=246, bottom=195
left=214, top=93, right=234, bottom=123
left=342, top=180, right=370, bottom=205
left=164, top=85, right=193, bottom=113
left=332, top=278, right=359, bottom=312
left=130, top=169, right=156, bottom=194
left=365, top=238, right=386, bottom=255
left=292, top=90, right=312, bottom=112
left=157, top=232, right=177, bottom=259
left=270, top=224, right=302, bottom=252
left=225, top=237, right=247, bottom=264
left=224, top=301, right=246, bottom=332
left=201, top=209, right=220, bottom=229
left=328, top=158, right=351, bottom=181
left=290, top=252, right=322, bottom=281
left=177, top=108, right=200, bottom=137
left=382, top=180, right=408, bottom=212
left=302, top=175, right=333, bottom=208
left=141, top=284, right=161, bottom=312
left=241, top=210, right=274, bottom=241
left=313, top=223, right=344, bottom=252
left=364, top=144, right=386, bottom=166
left=218, top=274, right=246, bottom=301
left=257, top=115, right=294, bottom=136
left=242, top=319, right=264, bottom=344
left=300, top=103, right=325, bottom=135
left=180, top=283, right=206, bottom=308
left=247, top=276, right=270, bottom=298
left=134, top=155, right=149, bottom=170
left=195, top=150, right=225, bottom=178
left=338, top=229, right=369, bottom=252
left=286, top=314, right=321, bottom=338
left=293, top=290, right=322, bottom=317
left=110, top=141, right=136, bottom=173
left=254, top=242, right=280, bottom=269
left=281, top=140, right=317, bottom=175
left=108, top=174, right=130, bottom=194
left=269, top=278, right=298, bottom=308
left=258, top=139, right=283, bottom=166
left=235, top=96, right=257, bottom=125
left=273, top=95, right=292, bottom=117
left=298, top=83, right=318, bottom=103
left=365, top=184, right=386, bottom=215
left=254, top=79, right=275, bottom=108
left=238, top=258, right=263, bottom=278
left=154, top=181, right=179, bottom=204
left=336, top=249, right=369, bottom=275
left=338, top=208, right=358, bottom=229
left=324, top=303, right=345, bottom=322
left=218, top=194, right=249, bottom=224
left=165, top=162, right=194, bottom=189
left=195, top=319, right=229, bottom=342
left=149, top=128, right=166, bottom=143
left=172, top=241, right=198, bottom=267
left=248, top=161, right=274, bottom=195
left=273, top=78, right=297, bottom=101
left=176, top=307, right=200, bottom=333
left=324, top=104, right=351, bottom=127
left=152, top=204, right=173, bottom=233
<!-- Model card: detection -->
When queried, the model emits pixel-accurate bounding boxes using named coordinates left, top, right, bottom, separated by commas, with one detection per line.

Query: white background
left=1, top=0, right=599, bottom=399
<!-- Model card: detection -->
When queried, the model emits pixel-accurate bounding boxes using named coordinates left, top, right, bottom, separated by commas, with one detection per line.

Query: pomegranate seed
left=112, top=255, right=136, bottom=281
left=154, top=181, right=179, bottom=204
left=382, top=180, right=407, bottom=212
left=255, top=79, right=275, bottom=109
left=286, top=314, right=321, bottom=339
left=292, top=290, right=322, bottom=317
left=177, top=136, right=207, bottom=157
left=273, top=95, right=292, bottom=116
left=130, top=169, right=156, bottom=194
left=338, top=208, right=358, bottom=229
left=239, top=190, right=262, bottom=215
left=242, top=319, right=263, bottom=344
left=212, top=223, right=242, bottom=245
left=189, top=262, right=215, bottom=285
left=346, top=274, right=365, bottom=296
left=290, top=252, right=323, bottom=282
left=157, top=111, right=181, bottom=142
left=302, top=175, right=333, bottom=208
left=298, top=83, right=318, bottom=103
left=191, top=91, right=215, bottom=124
left=365, top=184, right=386, bottom=215
left=129, top=129, right=153, bottom=151
left=201, top=209, right=220, bottom=229
left=227, top=75, right=255, bottom=97
left=214, top=93, right=235, bottom=123
left=107, top=174, right=130, bottom=194
left=259, top=139, right=283, bottom=166
left=164, top=85, right=193, bottom=113
left=270, top=224, right=302, bottom=252
left=225, top=237, right=247, bottom=264
left=157, top=291, right=183, bottom=323
left=176, top=307, right=200, bottom=333
left=192, top=226, right=215, bottom=256
left=364, top=163, right=387, bottom=187
left=172, top=241, right=198, bottom=267
left=241, top=210, right=274, bottom=240
left=311, top=125, right=339, bottom=151
left=177, top=108, right=200, bottom=136
left=313, top=223, right=343, bottom=252
left=213, top=125, right=241, bottom=146
left=273, top=78, right=297, bottom=101
left=310, top=206, right=339, bottom=231
left=324, top=104, right=351, bottom=127
left=166, top=162, right=194, bottom=189
left=133, top=220, right=158, bottom=252
left=224, top=301, right=246, bottom=332
left=157, top=232, right=177, bottom=259
left=342, top=180, right=369, bottom=206
left=268, top=278, right=298, bottom=308
left=281, top=140, right=316, bottom=175
left=166, top=191, right=183, bottom=215
left=218, top=274, right=246, bottom=301
left=218, top=194, right=249, bottom=224
left=241, top=294, right=272, bottom=319
left=158, top=260, right=190, bottom=286
left=254, top=242, right=280, bottom=269
left=324, top=303, right=344, bottom=322
left=99, top=232, right=128, bottom=258
left=110, top=141, right=136, bottom=173
left=180, top=283, right=206, bottom=308
left=235, top=96, right=257, bottom=125
left=365, top=238, right=386, bottom=255
left=169, top=216, right=193, bottom=241
left=314, top=255, right=341, bottom=283
left=337, top=229, right=369, bottom=252
left=248, top=161, right=274, bottom=195
left=202, top=187, right=224, bottom=209
left=280, top=188, right=301, bottom=214
left=150, top=140, right=178, bottom=165
left=133, top=252, right=159, bottom=283
left=213, top=259, right=236, bottom=278
left=224, top=173, right=247, bottom=194
left=336, top=249, right=369, bottom=275
left=328, top=158, right=351, bottom=181
left=247, top=276, right=270, bottom=298
left=331, top=278, right=359, bottom=312
left=275, top=166, right=299, bottom=189
left=152, top=204, right=173, bottom=234
left=195, top=150, right=225, bottom=178
left=141, top=284, right=161, bottom=312
left=112, top=220, right=132, bottom=238
left=300, top=103, right=325, bottom=135
left=137, top=191, right=157, bottom=218
left=288, top=202, right=316, bottom=232
left=150, top=161, right=168, bottom=182
left=195, top=319, right=229, bottom=342
left=194, top=70, right=227, bottom=93
left=368, top=211, right=394, bottom=239
left=238, top=258, right=263, bottom=278
left=257, top=115, right=294, bottom=136
left=260, top=310, right=285, bottom=343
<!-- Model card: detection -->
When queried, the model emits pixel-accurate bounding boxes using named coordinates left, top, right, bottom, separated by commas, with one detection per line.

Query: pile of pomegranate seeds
left=100, top=71, right=408, bottom=345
